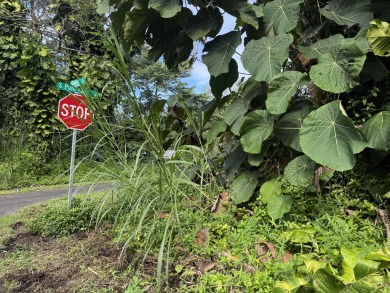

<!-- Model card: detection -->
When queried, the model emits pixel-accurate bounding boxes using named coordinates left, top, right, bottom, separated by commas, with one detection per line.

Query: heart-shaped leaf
left=367, top=19, right=390, bottom=57
left=230, top=171, right=258, bottom=204
left=284, top=155, right=316, bottom=187
left=266, top=71, right=308, bottom=115
left=202, top=31, right=241, bottom=77
left=240, top=110, right=276, bottom=154
left=264, top=0, right=304, bottom=34
left=320, top=0, right=373, bottom=28
left=242, top=34, right=293, bottom=83
left=362, top=111, right=390, bottom=151
left=300, top=101, right=367, bottom=171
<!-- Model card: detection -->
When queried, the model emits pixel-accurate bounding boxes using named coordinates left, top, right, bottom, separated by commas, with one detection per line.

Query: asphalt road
left=0, top=184, right=111, bottom=217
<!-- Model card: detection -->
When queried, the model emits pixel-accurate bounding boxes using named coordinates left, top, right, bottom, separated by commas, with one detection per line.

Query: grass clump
left=28, top=196, right=99, bottom=237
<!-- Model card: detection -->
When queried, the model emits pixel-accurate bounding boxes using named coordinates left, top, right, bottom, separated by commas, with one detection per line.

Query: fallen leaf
left=159, top=213, right=170, bottom=219
left=283, top=251, right=294, bottom=263
left=255, top=239, right=277, bottom=261
left=200, top=262, right=217, bottom=273
left=196, top=228, right=209, bottom=246
left=211, top=190, right=230, bottom=213
left=210, top=194, right=220, bottom=213
left=263, top=241, right=277, bottom=259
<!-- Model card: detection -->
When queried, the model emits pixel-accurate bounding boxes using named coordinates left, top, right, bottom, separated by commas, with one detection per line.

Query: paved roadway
left=0, top=184, right=111, bottom=217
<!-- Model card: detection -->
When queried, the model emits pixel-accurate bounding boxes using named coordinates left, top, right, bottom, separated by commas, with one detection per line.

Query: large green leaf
left=224, top=146, right=247, bottom=181
left=122, top=9, right=155, bottom=49
left=354, top=259, right=380, bottom=280
left=237, top=4, right=264, bottom=29
left=274, top=101, right=314, bottom=152
left=319, top=0, right=373, bottom=28
left=266, top=71, right=308, bottom=115
left=210, top=58, right=239, bottom=98
left=367, top=19, right=390, bottom=57
left=240, top=110, right=275, bottom=154
left=264, top=0, right=304, bottom=34
left=184, top=7, right=223, bottom=40
left=260, top=178, right=282, bottom=203
left=242, top=34, right=293, bottom=83
left=284, top=155, right=315, bottom=187
left=202, top=31, right=241, bottom=77
left=300, top=101, right=367, bottom=171
left=362, top=111, right=390, bottom=151
left=149, top=0, right=180, bottom=18
left=267, top=195, right=292, bottom=220
left=298, top=34, right=346, bottom=59
left=231, top=114, right=245, bottom=136
left=224, top=94, right=254, bottom=126
left=313, top=269, right=346, bottom=293
left=340, top=247, right=359, bottom=282
left=207, top=120, right=227, bottom=145
left=230, top=171, right=259, bottom=204
left=310, top=43, right=366, bottom=93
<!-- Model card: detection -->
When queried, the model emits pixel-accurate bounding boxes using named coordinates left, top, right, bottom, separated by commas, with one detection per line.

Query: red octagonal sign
left=58, top=94, right=94, bottom=130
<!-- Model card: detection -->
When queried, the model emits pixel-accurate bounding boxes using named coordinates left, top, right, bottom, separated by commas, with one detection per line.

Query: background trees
left=0, top=0, right=199, bottom=188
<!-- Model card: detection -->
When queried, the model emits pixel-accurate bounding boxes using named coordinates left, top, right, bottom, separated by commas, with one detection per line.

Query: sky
left=182, top=13, right=248, bottom=94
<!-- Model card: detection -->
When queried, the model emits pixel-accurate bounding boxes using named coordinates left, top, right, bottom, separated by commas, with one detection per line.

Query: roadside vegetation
left=1, top=0, right=390, bottom=292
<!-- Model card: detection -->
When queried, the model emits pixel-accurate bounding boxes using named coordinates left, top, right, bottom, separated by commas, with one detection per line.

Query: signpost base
left=68, top=129, right=77, bottom=209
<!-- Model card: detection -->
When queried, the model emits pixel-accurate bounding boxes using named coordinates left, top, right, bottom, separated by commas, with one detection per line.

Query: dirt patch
left=0, top=224, right=134, bottom=292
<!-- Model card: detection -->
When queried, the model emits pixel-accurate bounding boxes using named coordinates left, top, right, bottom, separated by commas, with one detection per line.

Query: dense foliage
left=102, top=0, right=390, bottom=214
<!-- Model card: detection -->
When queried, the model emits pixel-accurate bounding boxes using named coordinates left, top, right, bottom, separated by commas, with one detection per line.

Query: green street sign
left=56, top=82, right=78, bottom=93
left=56, top=82, right=98, bottom=98
left=85, top=89, right=99, bottom=98
left=70, top=78, right=86, bottom=87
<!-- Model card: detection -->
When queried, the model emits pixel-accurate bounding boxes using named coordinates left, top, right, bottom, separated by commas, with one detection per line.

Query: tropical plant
left=100, top=0, right=390, bottom=218
left=274, top=246, right=390, bottom=292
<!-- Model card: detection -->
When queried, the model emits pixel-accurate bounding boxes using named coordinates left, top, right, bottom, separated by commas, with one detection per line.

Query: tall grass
left=77, top=30, right=218, bottom=291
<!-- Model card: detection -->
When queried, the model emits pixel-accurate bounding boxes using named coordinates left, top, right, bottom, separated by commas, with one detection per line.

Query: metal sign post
left=56, top=77, right=96, bottom=210
left=68, top=129, right=77, bottom=210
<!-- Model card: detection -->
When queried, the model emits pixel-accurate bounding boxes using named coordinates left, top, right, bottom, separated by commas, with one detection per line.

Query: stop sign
left=58, top=94, right=94, bottom=130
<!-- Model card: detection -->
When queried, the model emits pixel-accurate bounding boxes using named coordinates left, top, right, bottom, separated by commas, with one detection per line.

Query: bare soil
left=0, top=222, right=135, bottom=292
